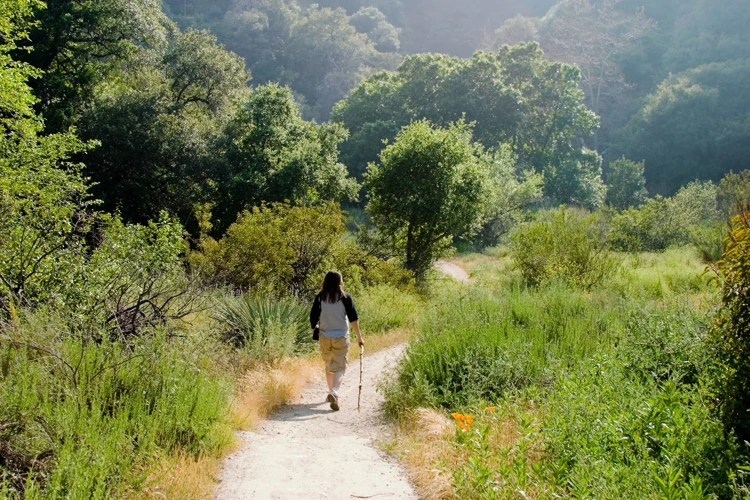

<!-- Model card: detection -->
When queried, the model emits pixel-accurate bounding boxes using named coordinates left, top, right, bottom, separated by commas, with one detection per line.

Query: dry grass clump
left=388, top=403, right=547, bottom=500
left=390, top=408, right=457, bottom=500
left=122, top=452, right=224, bottom=500
left=231, top=357, right=322, bottom=430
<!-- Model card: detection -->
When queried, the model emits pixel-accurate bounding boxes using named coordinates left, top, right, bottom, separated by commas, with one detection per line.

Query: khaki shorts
left=319, top=336, right=350, bottom=373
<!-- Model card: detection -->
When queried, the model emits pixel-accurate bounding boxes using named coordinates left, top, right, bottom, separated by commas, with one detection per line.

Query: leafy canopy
left=365, top=120, right=491, bottom=279
left=213, top=84, right=359, bottom=232
left=334, top=43, right=604, bottom=207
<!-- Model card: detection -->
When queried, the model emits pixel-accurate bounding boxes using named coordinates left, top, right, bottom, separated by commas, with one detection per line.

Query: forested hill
left=164, top=0, right=750, bottom=196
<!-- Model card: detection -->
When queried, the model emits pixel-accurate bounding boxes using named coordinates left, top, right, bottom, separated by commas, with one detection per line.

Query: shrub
left=325, top=241, right=415, bottom=297
left=711, top=207, right=750, bottom=445
left=80, top=213, right=198, bottom=339
left=542, top=304, right=738, bottom=499
left=510, top=206, right=616, bottom=289
left=189, top=202, right=415, bottom=299
left=191, top=203, right=344, bottom=296
left=0, top=156, right=94, bottom=313
left=608, top=182, right=720, bottom=252
left=605, top=157, right=648, bottom=210
left=718, top=170, right=750, bottom=217
left=214, top=294, right=311, bottom=362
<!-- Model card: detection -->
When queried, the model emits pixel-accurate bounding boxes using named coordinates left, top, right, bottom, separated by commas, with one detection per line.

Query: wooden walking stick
left=358, top=344, right=364, bottom=412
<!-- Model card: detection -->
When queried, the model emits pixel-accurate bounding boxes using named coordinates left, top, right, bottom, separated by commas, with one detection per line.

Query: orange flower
left=451, top=413, right=474, bottom=429
left=485, top=406, right=496, bottom=412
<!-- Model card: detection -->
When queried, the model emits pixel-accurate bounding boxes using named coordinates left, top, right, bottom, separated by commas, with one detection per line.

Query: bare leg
left=332, top=371, right=345, bottom=394
left=326, top=371, right=334, bottom=393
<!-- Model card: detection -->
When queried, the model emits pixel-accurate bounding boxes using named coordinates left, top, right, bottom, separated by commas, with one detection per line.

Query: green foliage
left=350, top=7, right=400, bottom=52
left=0, top=316, right=232, bottom=497
left=614, top=61, right=750, bottom=195
left=214, top=294, right=311, bottom=361
left=15, top=0, right=170, bottom=132
left=0, top=0, right=42, bottom=140
left=386, top=247, right=744, bottom=498
left=510, top=207, right=616, bottom=289
left=355, top=285, right=421, bottom=334
left=711, top=208, right=750, bottom=445
left=605, top=157, right=648, bottom=210
left=365, top=120, right=491, bottom=280
left=540, top=304, right=737, bottom=499
left=80, top=213, right=195, bottom=339
left=383, top=283, right=621, bottom=412
left=717, top=170, right=750, bottom=217
left=472, top=145, right=544, bottom=248
left=0, top=148, right=93, bottom=311
left=664, top=0, right=750, bottom=73
left=190, top=202, right=413, bottom=298
left=333, top=43, right=604, bottom=207
left=608, top=182, right=720, bottom=252
left=78, top=26, right=247, bottom=228
left=191, top=203, right=344, bottom=296
left=216, top=1, right=400, bottom=121
left=213, top=84, right=358, bottom=231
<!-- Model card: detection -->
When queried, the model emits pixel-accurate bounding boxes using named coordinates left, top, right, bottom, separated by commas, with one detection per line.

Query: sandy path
left=214, top=345, right=418, bottom=500
left=435, top=260, right=471, bottom=283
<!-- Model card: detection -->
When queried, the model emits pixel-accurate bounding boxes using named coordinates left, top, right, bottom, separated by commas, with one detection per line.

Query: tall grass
left=385, top=245, right=747, bottom=498
left=357, top=285, right=422, bottom=334
left=384, top=283, right=624, bottom=412
left=0, top=313, right=232, bottom=499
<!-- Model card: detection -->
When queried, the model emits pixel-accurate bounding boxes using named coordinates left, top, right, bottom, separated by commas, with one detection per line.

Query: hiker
left=310, top=271, right=365, bottom=411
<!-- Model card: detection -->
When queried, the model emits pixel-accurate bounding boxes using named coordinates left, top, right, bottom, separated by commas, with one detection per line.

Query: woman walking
left=310, top=271, right=364, bottom=411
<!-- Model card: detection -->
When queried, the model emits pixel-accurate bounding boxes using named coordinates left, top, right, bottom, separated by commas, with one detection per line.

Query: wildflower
left=451, top=412, right=474, bottom=430
left=485, top=406, right=496, bottom=412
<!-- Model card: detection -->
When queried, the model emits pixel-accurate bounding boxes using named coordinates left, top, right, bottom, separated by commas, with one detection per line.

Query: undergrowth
left=385, top=246, right=749, bottom=499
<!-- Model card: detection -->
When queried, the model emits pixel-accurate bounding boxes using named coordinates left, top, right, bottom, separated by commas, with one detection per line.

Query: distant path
left=214, top=345, right=417, bottom=500
left=435, top=260, right=471, bottom=283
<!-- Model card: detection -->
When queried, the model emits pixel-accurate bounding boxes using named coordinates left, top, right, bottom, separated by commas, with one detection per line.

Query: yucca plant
left=214, top=294, right=312, bottom=362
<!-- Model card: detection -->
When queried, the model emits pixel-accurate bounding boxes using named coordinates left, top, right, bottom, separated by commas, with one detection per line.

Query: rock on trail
left=214, top=345, right=417, bottom=500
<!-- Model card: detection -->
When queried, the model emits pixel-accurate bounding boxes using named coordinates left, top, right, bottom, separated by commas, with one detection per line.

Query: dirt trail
left=435, top=260, right=471, bottom=283
left=214, top=345, right=417, bottom=500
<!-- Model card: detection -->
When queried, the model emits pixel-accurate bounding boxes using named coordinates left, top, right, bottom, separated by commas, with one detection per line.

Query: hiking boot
left=327, top=392, right=339, bottom=411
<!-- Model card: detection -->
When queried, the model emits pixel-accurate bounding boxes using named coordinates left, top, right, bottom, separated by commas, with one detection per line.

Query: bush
left=542, top=304, right=738, bottom=499
left=711, top=207, right=750, bottom=445
left=189, top=202, right=415, bottom=299
left=80, top=213, right=198, bottom=339
left=190, top=203, right=344, bottom=297
left=718, top=170, right=750, bottom=217
left=510, top=207, right=616, bottom=289
left=608, top=182, right=720, bottom=252
left=214, top=294, right=311, bottom=362
left=605, top=157, right=648, bottom=210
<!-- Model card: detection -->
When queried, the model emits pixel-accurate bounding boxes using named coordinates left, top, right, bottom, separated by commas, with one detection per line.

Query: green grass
left=386, top=246, right=747, bottom=498
left=0, top=312, right=233, bottom=499
left=384, top=282, right=624, bottom=412
left=357, top=285, right=422, bottom=334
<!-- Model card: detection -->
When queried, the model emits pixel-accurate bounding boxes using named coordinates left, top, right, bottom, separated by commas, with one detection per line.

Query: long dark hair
left=320, top=271, right=345, bottom=303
